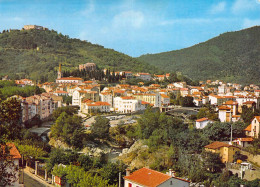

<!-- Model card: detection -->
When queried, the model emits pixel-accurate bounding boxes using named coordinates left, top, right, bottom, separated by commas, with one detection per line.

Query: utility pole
left=119, top=172, right=121, bottom=187
left=22, top=154, right=24, bottom=184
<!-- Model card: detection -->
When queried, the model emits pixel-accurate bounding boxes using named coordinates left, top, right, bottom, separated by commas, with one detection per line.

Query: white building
left=124, top=168, right=190, bottom=187
left=114, top=96, right=142, bottom=113
left=195, top=118, right=213, bottom=129
left=100, top=92, right=113, bottom=106
left=82, top=101, right=110, bottom=113
left=54, top=90, right=69, bottom=96
left=56, top=77, right=83, bottom=84
left=136, top=73, right=152, bottom=81
left=161, top=94, right=170, bottom=106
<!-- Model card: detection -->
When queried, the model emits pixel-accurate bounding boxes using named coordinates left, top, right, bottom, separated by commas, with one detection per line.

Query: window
left=170, top=181, right=173, bottom=185
left=128, top=183, right=132, bottom=187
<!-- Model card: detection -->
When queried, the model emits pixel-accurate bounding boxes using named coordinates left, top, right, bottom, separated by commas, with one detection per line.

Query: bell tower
left=57, top=64, right=62, bottom=79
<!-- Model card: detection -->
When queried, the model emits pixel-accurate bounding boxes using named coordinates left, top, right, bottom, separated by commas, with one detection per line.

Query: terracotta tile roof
left=255, top=116, right=260, bottom=122
left=87, top=101, right=110, bottom=106
left=124, top=168, right=172, bottom=187
left=218, top=105, right=231, bottom=110
left=56, top=77, right=83, bottom=80
left=235, top=138, right=253, bottom=142
left=205, top=141, right=234, bottom=149
left=1, top=143, right=21, bottom=159
left=243, top=101, right=255, bottom=104
left=161, top=94, right=169, bottom=98
left=55, top=90, right=68, bottom=94
left=196, top=117, right=209, bottom=122
left=141, top=101, right=150, bottom=105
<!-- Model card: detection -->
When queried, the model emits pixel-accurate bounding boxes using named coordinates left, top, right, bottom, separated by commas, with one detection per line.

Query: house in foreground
left=1, top=143, right=22, bottom=187
left=124, top=167, right=190, bottom=187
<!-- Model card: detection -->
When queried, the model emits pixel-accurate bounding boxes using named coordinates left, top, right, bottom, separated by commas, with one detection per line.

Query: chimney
left=169, top=169, right=172, bottom=176
left=169, top=169, right=175, bottom=177
left=126, top=168, right=131, bottom=176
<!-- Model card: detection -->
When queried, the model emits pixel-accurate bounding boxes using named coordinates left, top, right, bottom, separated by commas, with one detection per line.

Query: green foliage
left=0, top=29, right=159, bottom=82
left=52, top=106, right=78, bottom=120
left=24, top=114, right=42, bottom=128
left=46, top=149, right=79, bottom=172
left=0, top=84, right=44, bottom=100
left=245, top=138, right=260, bottom=155
left=179, top=96, right=195, bottom=107
left=241, top=106, right=260, bottom=125
left=17, top=144, right=46, bottom=160
left=62, top=95, right=72, bottom=105
left=202, top=121, right=248, bottom=141
left=91, top=116, right=110, bottom=139
left=201, top=151, right=225, bottom=173
left=52, top=164, right=116, bottom=187
left=197, top=106, right=218, bottom=120
left=138, top=26, right=260, bottom=84
left=0, top=97, right=22, bottom=140
left=99, top=161, right=127, bottom=184
left=50, top=112, right=85, bottom=149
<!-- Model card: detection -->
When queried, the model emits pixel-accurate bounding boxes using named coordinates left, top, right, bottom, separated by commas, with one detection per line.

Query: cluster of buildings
left=13, top=93, right=62, bottom=123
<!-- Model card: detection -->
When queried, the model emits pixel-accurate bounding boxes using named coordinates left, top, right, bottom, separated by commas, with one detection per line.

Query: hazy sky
left=0, top=0, right=260, bottom=57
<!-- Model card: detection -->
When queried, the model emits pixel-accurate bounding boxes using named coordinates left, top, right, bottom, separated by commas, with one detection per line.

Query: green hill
left=138, top=26, right=260, bottom=85
left=0, top=29, right=159, bottom=82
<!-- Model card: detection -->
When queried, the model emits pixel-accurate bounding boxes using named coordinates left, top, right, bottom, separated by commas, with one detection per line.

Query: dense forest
left=138, top=26, right=260, bottom=85
left=0, top=29, right=160, bottom=82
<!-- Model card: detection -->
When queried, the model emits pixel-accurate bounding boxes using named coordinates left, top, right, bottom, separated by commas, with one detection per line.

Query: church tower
left=57, top=64, right=62, bottom=79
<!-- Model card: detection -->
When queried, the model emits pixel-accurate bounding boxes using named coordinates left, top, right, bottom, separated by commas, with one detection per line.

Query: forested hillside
left=138, top=26, right=260, bottom=85
left=0, top=29, right=159, bottom=82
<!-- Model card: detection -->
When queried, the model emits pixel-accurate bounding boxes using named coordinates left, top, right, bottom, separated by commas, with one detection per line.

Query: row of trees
left=47, top=148, right=126, bottom=186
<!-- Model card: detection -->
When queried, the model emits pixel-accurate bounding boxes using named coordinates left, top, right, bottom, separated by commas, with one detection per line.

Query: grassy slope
left=0, top=29, right=160, bottom=81
left=138, top=26, right=260, bottom=85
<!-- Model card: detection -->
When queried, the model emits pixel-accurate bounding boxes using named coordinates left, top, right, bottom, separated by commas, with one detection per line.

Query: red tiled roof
left=55, top=90, right=68, bottom=94
left=218, top=106, right=231, bottom=110
left=56, top=77, right=83, bottom=80
left=196, top=117, right=209, bottom=122
left=124, top=168, right=172, bottom=187
left=255, top=116, right=260, bottom=122
left=205, top=141, right=234, bottom=149
left=161, top=94, right=169, bottom=98
left=1, top=143, right=21, bottom=159
left=243, top=101, right=255, bottom=104
left=141, top=101, right=150, bottom=105
left=235, top=138, right=253, bottom=142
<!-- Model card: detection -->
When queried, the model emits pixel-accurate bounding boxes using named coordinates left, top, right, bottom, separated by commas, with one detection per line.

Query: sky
left=0, top=0, right=260, bottom=57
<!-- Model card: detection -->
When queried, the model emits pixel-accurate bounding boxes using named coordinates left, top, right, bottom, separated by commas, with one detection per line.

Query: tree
left=202, top=151, right=225, bottom=173
left=99, top=161, right=127, bottom=184
left=179, top=96, right=195, bottom=107
left=0, top=97, right=22, bottom=140
left=52, top=106, right=78, bottom=120
left=17, top=144, right=46, bottom=166
left=51, top=112, right=84, bottom=148
left=241, top=106, right=254, bottom=125
left=91, top=116, right=110, bottom=139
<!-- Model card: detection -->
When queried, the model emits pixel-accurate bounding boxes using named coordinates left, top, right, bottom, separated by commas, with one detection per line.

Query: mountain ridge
left=137, top=26, right=260, bottom=85
left=0, top=28, right=160, bottom=82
